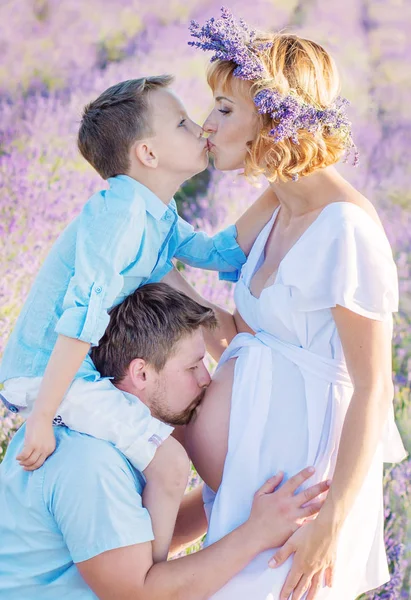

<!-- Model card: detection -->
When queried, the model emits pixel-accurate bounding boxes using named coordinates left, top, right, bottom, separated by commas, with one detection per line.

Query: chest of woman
left=235, top=270, right=340, bottom=359
left=249, top=209, right=325, bottom=299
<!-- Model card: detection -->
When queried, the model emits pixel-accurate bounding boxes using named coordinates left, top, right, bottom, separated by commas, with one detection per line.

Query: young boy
left=0, top=75, right=273, bottom=562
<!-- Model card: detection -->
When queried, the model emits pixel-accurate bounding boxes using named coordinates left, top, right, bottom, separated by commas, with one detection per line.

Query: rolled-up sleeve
left=174, top=217, right=246, bottom=282
left=55, top=190, right=146, bottom=346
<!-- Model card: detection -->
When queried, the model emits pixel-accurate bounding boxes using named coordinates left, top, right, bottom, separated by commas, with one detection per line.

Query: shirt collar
left=109, top=175, right=171, bottom=220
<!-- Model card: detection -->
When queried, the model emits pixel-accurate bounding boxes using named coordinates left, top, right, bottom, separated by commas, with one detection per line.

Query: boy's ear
left=133, top=140, right=159, bottom=168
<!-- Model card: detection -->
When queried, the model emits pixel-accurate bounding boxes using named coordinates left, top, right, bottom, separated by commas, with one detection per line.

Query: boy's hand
left=16, top=413, right=56, bottom=470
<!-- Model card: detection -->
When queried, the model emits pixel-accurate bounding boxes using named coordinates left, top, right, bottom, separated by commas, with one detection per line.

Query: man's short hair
left=91, top=283, right=217, bottom=382
left=77, top=75, right=174, bottom=180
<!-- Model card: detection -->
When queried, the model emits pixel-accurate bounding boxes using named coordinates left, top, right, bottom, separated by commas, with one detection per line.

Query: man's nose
left=198, top=365, right=211, bottom=388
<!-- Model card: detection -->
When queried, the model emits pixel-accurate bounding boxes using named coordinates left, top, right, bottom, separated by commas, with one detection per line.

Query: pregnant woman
left=182, top=9, right=407, bottom=600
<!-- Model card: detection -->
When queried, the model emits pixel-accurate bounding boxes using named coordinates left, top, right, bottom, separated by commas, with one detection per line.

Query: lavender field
left=0, top=0, right=410, bottom=597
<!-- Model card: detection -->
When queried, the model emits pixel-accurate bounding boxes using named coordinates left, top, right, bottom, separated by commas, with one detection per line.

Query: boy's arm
left=162, top=267, right=237, bottom=361
left=18, top=185, right=147, bottom=470
left=17, top=335, right=91, bottom=469
left=173, top=187, right=278, bottom=281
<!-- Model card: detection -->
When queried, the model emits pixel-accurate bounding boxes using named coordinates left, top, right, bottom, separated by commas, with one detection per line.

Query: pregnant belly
left=185, top=346, right=312, bottom=495
left=185, top=358, right=237, bottom=492
left=204, top=344, right=335, bottom=554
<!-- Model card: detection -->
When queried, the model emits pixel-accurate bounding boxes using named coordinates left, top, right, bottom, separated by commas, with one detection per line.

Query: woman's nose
left=202, top=113, right=216, bottom=133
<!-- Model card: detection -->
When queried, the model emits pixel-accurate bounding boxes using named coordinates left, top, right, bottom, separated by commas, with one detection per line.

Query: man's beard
left=149, top=381, right=206, bottom=426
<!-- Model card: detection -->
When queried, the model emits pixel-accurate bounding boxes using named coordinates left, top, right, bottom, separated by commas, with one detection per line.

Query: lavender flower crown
left=189, top=7, right=359, bottom=173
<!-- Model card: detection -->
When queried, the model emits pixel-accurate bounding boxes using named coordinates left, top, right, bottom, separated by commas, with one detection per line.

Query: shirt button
left=95, top=286, right=102, bottom=294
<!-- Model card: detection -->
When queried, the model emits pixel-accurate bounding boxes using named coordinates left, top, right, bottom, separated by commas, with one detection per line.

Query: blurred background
left=0, top=1, right=410, bottom=597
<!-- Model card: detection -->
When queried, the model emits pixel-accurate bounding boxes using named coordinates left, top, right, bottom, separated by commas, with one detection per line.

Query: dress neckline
left=247, top=202, right=340, bottom=300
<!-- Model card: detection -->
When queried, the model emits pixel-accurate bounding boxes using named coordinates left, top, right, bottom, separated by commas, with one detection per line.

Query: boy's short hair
left=91, top=283, right=217, bottom=382
left=78, top=75, right=174, bottom=179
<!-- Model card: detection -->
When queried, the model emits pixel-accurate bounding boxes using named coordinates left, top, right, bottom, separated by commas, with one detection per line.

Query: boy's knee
left=170, top=442, right=191, bottom=489
left=146, top=436, right=190, bottom=491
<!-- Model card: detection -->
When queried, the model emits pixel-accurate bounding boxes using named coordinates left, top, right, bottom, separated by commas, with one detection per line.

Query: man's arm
left=78, top=521, right=257, bottom=600
left=77, top=468, right=328, bottom=600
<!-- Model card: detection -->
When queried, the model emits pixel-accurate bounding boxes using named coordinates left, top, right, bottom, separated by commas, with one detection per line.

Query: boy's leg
left=2, top=376, right=189, bottom=561
left=143, top=436, right=190, bottom=562
left=60, top=379, right=190, bottom=561
left=2, top=376, right=175, bottom=472
left=59, top=378, right=174, bottom=471
left=1, top=377, right=43, bottom=418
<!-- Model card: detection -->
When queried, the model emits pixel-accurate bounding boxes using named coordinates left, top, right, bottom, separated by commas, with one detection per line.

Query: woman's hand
left=269, top=519, right=337, bottom=600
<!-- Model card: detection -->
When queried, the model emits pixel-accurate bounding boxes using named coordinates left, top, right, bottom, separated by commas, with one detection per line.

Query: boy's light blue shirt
left=0, top=425, right=153, bottom=600
left=0, top=175, right=246, bottom=382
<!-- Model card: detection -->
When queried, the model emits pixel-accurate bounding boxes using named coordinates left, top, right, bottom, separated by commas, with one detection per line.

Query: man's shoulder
left=52, top=427, right=132, bottom=463
left=42, top=427, right=153, bottom=565
left=47, top=427, right=143, bottom=487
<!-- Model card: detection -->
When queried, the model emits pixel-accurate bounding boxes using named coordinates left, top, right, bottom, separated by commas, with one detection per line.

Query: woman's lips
left=207, top=139, right=216, bottom=151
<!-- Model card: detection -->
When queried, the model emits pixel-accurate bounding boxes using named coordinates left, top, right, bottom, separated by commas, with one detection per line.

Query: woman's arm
left=271, top=306, right=394, bottom=600
left=169, top=485, right=207, bottom=556
left=234, top=309, right=255, bottom=335
left=162, top=267, right=237, bottom=361
left=315, top=306, right=393, bottom=529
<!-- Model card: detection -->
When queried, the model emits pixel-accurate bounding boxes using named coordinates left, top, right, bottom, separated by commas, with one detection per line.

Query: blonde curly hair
left=207, top=33, right=349, bottom=182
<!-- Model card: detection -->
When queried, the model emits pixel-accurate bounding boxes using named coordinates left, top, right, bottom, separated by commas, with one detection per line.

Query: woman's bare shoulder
left=340, top=192, right=384, bottom=231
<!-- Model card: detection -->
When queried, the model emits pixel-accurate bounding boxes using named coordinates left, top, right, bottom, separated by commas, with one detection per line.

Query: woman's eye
left=218, top=109, right=231, bottom=115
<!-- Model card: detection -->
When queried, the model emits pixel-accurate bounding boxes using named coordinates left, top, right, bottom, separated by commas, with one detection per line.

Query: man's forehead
left=174, top=330, right=206, bottom=362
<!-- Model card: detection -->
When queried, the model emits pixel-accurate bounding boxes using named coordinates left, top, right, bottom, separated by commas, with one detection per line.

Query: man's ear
left=128, top=358, right=149, bottom=391
left=133, top=139, right=159, bottom=169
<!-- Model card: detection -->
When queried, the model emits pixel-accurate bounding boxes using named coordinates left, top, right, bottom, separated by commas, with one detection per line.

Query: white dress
left=204, top=202, right=407, bottom=600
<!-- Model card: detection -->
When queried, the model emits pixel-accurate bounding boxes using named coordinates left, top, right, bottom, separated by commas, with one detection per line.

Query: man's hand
left=246, top=467, right=330, bottom=551
left=77, top=466, right=329, bottom=600
left=16, top=413, right=56, bottom=470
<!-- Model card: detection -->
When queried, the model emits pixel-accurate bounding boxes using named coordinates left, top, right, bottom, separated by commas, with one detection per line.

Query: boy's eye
left=179, top=118, right=186, bottom=126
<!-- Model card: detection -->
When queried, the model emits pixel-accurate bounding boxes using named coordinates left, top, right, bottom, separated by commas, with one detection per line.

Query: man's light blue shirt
left=0, top=175, right=246, bottom=382
left=0, top=425, right=153, bottom=600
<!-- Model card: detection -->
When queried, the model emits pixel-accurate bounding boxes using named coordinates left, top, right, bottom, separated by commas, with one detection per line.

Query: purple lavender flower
left=254, top=88, right=359, bottom=166
left=188, top=7, right=270, bottom=81
left=189, top=9, right=359, bottom=169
